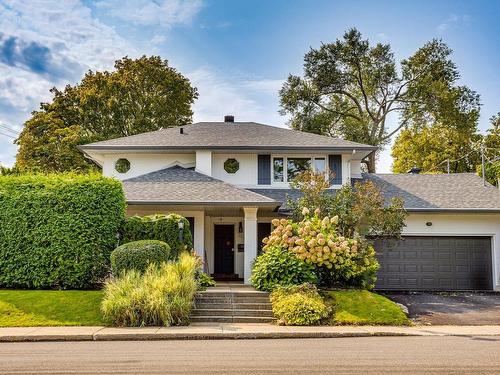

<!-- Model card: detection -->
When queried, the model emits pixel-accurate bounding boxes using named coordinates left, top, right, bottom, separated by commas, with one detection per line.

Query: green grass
left=323, top=290, right=411, bottom=326
left=0, top=290, right=103, bottom=327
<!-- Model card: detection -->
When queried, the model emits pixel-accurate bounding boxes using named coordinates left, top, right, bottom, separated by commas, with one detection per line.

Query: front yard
left=0, top=289, right=409, bottom=327
left=0, top=290, right=103, bottom=327
left=325, top=290, right=410, bottom=326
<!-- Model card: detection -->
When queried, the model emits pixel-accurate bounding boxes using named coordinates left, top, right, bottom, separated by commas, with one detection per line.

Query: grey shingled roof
left=80, top=122, right=377, bottom=151
left=363, top=173, right=500, bottom=211
left=122, top=166, right=279, bottom=205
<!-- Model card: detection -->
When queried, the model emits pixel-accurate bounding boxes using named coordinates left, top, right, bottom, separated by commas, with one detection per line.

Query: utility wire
left=0, top=131, right=16, bottom=139
left=0, top=124, right=19, bottom=136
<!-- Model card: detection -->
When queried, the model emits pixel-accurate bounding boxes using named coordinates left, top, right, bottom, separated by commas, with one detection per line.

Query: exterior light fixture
left=239, top=222, right=243, bottom=233
left=178, top=220, right=185, bottom=242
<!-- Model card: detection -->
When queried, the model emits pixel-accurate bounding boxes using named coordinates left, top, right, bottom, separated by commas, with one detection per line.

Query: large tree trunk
left=364, top=153, right=376, bottom=173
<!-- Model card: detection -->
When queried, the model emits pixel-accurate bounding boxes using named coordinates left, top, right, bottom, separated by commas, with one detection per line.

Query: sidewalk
left=2, top=324, right=500, bottom=342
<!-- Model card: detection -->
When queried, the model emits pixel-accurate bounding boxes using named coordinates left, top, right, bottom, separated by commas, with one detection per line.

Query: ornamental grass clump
left=101, top=252, right=197, bottom=327
left=263, top=208, right=379, bottom=289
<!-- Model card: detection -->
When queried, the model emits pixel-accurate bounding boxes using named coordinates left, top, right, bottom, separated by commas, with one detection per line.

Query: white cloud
left=96, top=0, right=203, bottom=28
left=189, top=68, right=285, bottom=126
left=436, top=14, right=470, bottom=33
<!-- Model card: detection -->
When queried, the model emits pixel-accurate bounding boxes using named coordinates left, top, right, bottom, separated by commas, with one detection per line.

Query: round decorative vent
left=224, top=158, right=239, bottom=174
left=115, top=158, right=131, bottom=173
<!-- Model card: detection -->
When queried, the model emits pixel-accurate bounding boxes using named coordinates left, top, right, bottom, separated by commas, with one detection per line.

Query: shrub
left=121, top=214, right=193, bottom=259
left=263, top=213, right=379, bottom=289
left=270, top=284, right=330, bottom=326
left=196, top=272, right=216, bottom=290
left=110, top=240, right=171, bottom=276
left=0, top=173, right=125, bottom=289
left=101, top=252, right=197, bottom=326
left=250, top=246, right=317, bottom=291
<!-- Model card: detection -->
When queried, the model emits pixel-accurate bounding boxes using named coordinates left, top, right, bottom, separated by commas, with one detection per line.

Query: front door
left=214, top=224, right=235, bottom=275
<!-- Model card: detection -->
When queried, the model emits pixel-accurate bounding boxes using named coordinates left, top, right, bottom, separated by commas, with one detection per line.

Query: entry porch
left=127, top=204, right=279, bottom=283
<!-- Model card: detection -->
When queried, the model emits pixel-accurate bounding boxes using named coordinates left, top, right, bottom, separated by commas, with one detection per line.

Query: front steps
left=191, top=284, right=275, bottom=323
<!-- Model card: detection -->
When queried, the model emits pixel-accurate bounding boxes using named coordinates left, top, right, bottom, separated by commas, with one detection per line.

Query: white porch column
left=243, top=207, right=258, bottom=284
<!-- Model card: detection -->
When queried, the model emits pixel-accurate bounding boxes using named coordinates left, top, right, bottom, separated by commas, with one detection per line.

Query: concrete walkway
left=2, top=324, right=500, bottom=342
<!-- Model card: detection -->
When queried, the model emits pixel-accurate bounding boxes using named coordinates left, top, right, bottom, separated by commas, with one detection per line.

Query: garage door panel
left=375, top=236, right=492, bottom=291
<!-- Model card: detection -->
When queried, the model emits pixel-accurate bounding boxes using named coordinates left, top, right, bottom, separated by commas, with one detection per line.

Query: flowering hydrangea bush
left=263, top=207, right=379, bottom=289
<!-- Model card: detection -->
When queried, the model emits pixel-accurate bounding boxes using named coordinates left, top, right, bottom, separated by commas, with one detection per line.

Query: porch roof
left=122, top=166, right=280, bottom=207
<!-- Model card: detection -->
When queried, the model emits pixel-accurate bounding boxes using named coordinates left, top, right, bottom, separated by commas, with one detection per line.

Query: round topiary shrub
left=111, top=240, right=171, bottom=276
left=270, top=284, right=330, bottom=326
left=250, top=245, right=317, bottom=291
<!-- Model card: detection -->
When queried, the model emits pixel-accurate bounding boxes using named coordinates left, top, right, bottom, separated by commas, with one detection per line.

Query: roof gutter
left=126, top=200, right=282, bottom=207
left=78, top=145, right=378, bottom=152
left=406, top=208, right=500, bottom=213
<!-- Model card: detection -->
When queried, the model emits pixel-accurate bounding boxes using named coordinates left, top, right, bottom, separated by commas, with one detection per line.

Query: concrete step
left=194, top=302, right=272, bottom=310
left=196, top=292, right=269, bottom=298
left=195, top=296, right=271, bottom=304
left=190, top=316, right=275, bottom=323
left=192, top=309, right=274, bottom=317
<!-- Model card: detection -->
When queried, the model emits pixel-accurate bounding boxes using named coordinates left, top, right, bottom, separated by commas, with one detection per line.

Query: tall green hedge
left=121, top=214, right=193, bottom=259
left=0, top=173, right=126, bottom=289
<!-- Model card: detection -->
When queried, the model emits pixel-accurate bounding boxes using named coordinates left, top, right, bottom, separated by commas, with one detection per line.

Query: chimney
left=224, top=115, right=235, bottom=123
left=179, top=127, right=184, bottom=134
left=408, top=166, right=421, bottom=174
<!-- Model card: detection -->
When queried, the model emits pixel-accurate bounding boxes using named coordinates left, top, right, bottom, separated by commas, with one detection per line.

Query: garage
left=374, top=236, right=493, bottom=291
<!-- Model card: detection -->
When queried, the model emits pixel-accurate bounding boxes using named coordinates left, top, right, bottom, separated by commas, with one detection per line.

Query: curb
left=0, top=331, right=420, bottom=342
left=2, top=325, right=500, bottom=342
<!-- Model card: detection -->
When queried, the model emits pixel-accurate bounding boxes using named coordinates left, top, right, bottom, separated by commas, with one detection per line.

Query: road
left=0, top=336, right=499, bottom=374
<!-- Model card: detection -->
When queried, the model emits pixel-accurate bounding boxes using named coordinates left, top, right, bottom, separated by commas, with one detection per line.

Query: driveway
left=385, top=292, right=500, bottom=325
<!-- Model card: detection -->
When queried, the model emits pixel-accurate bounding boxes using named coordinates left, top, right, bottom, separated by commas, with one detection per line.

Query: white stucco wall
left=195, top=150, right=212, bottom=176
left=350, top=160, right=362, bottom=179
left=212, top=153, right=258, bottom=185
left=404, top=212, right=500, bottom=290
left=102, top=153, right=195, bottom=180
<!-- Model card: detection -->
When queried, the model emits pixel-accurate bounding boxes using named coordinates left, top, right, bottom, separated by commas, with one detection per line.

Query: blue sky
left=0, top=0, right=498, bottom=171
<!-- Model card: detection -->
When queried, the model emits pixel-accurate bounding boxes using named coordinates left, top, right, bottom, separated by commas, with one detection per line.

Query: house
left=79, top=116, right=500, bottom=291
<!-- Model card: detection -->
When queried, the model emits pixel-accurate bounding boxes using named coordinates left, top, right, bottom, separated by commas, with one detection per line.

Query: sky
left=0, top=0, right=498, bottom=172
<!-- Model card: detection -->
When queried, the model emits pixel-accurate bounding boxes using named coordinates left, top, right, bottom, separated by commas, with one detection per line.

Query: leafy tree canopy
left=15, top=56, right=198, bottom=172
left=279, top=28, right=480, bottom=172
left=287, top=170, right=407, bottom=239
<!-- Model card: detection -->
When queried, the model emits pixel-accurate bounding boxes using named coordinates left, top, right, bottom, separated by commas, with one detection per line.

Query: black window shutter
left=329, top=155, right=342, bottom=185
left=257, top=155, right=271, bottom=185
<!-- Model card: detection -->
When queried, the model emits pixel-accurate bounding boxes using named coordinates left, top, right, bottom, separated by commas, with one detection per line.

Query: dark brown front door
left=258, top=223, right=272, bottom=255
left=214, top=225, right=235, bottom=275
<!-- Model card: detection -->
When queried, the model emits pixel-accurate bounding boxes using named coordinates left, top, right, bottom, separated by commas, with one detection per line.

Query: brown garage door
left=374, top=236, right=492, bottom=291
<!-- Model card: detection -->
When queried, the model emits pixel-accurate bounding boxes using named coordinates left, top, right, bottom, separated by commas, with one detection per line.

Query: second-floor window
left=273, top=156, right=327, bottom=183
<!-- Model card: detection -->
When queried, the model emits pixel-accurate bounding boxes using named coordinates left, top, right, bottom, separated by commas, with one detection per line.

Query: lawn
left=0, top=290, right=103, bottom=327
left=323, top=290, right=411, bottom=326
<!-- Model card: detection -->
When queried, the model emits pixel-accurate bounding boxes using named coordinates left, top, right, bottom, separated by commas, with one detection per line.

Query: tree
left=287, top=170, right=407, bottom=239
left=16, top=56, right=198, bottom=172
left=391, top=123, right=481, bottom=173
left=477, top=113, right=500, bottom=186
left=279, top=28, right=480, bottom=172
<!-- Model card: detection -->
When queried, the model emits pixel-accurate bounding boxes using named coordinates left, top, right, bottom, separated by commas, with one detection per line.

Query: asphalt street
left=1, top=336, right=499, bottom=374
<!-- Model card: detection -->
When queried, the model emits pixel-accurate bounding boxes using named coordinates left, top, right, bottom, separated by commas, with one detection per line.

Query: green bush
left=121, top=214, right=193, bottom=259
left=250, top=246, right=318, bottom=291
left=0, top=173, right=125, bottom=289
left=270, top=284, right=330, bottom=326
left=101, top=252, right=197, bottom=327
left=196, top=272, right=216, bottom=290
left=111, top=240, right=171, bottom=276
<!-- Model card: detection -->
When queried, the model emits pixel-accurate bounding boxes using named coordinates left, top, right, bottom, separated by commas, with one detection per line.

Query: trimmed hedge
left=121, top=214, right=193, bottom=259
left=0, top=173, right=126, bottom=289
left=111, top=240, right=171, bottom=276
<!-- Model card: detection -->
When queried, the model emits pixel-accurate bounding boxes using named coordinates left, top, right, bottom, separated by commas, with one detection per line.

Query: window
left=314, top=158, right=326, bottom=173
left=115, top=158, right=130, bottom=173
left=272, top=156, right=329, bottom=183
left=223, top=158, right=239, bottom=173
left=273, top=157, right=284, bottom=182
left=287, top=158, right=311, bottom=181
